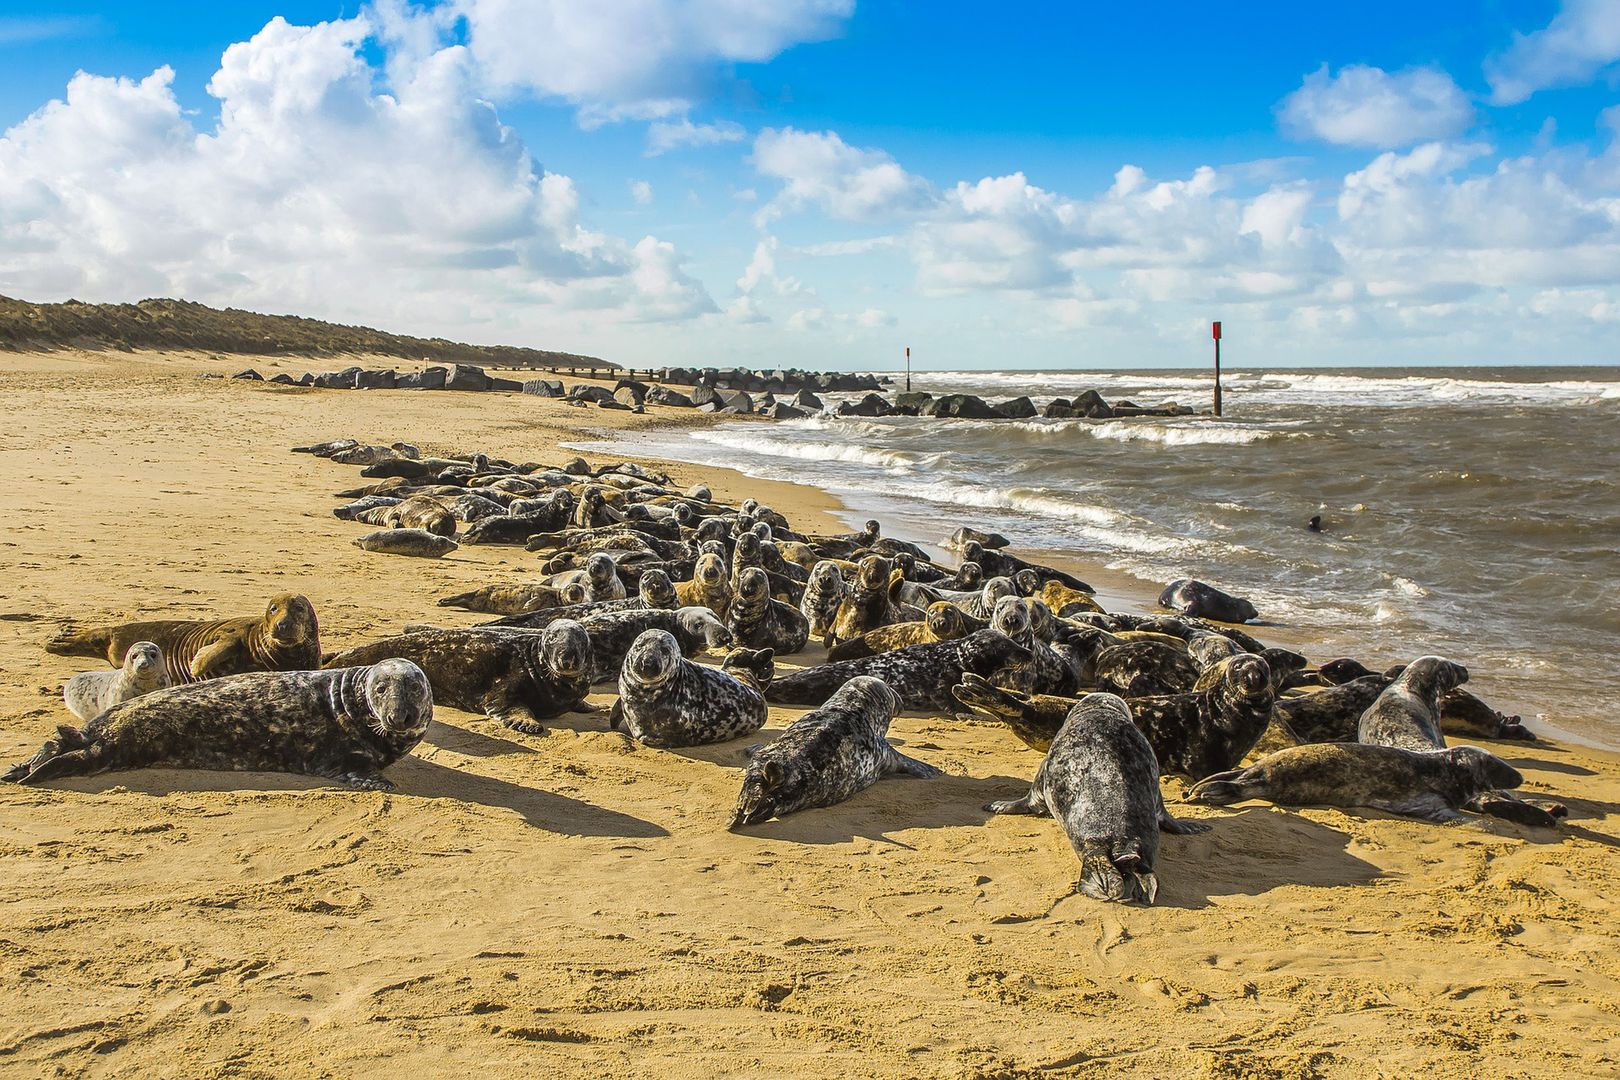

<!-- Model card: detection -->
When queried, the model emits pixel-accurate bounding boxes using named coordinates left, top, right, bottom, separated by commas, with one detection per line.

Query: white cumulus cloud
left=1487, top=0, right=1620, bottom=104
left=646, top=116, right=746, bottom=155
left=1278, top=64, right=1475, bottom=149
left=753, top=127, right=936, bottom=224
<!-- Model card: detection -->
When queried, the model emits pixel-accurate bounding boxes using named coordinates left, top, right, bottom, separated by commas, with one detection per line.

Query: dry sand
left=2, top=350, right=1619, bottom=1079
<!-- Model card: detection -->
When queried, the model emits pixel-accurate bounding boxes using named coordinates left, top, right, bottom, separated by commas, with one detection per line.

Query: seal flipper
left=985, top=788, right=1048, bottom=815
left=1158, top=793, right=1211, bottom=834
left=43, top=625, right=109, bottom=661
left=338, top=770, right=398, bottom=791
left=1184, top=767, right=1259, bottom=806
left=5, top=725, right=101, bottom=784
left=188, top=637, right=240, bottom=680
left=607, top=698, right=625, bottom=732
left=1078, top=839, right=1157, bottom=905
left=481, top=680, right=546, bottom=735
left=884, top=748, right=943, bottom=779
left=1468, top=791, right=1564, bottom=828
left=1378, top=794, right=1471, bottom=824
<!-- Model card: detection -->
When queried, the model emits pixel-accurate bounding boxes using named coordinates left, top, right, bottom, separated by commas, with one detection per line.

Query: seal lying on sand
left=1125, top=653, right=1275, bottom=778
left=62, top=641, right=172, bottom=721
left=827, top=602, right=977, bottom=662
left=46, top=594, right=321, bottom=684
left=437, top=582, right=568, bottom=615
left=5, top=660, right=432, bottom=790
left=799, top=560, right=848, bottom=644
left=729, top=676, right=942, bottom=829
left=1357, top=656, right=1468, bottom=751
left=354, top=528, right=459, bottom=558
left=727, top=567, right=811, bottom=654
left=577, top=606, right=732, bottom=682
left=1187, top=743, right=1524, bottom=825
left=610, top=630, right=772, bottom=748
left=1091, top=640, right=1201, bottom=697
left=766, top=630, right=1031, bottom=713
left=1157, top=579, right=1258, bottom=624
left=986, top=693, right=1209, bottom=905
left=324, top=623, right=592, bottom=734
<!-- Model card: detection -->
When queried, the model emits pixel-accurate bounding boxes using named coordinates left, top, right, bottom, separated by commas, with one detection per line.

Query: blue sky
left=2, top=1, right=1619, bottom=368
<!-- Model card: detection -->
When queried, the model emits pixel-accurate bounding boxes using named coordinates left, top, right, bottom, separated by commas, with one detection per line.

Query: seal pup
left=324, top=622, right=592, bottom=734
left=949, top=673, right=1072, bottom=752
left=800, top=560, right=848, bottom=643
left=62, top=641, right=172, bottom=722
left=1157, top=579, right=1258, bottom=624
left=766, top=629, right=1031, bottom=713
left=727, top=567, right=811, bottom=655
left=827, top=602, right=977, bottom=662
left=354, top=528, right=459, bottom=558
left=438, top=581, right=568, bottom=615
left=577, top=606, right=732, bottom=683
left=1125, top=653, right=1275, bottom=778
left=6, top=659, right=432, bottom=790
left=46, top=594, right=321, bottom=685
left=1187, top=743, right=1524, bottom=825
left=1357, top=656, right=1468, bottom=751
left=729, top=676, right=942, bottom=829
left=610, top=630, right=771, bottom=748
left=677, top=552, right=732, bottom=618
left=985, top=693, right=1209, bottom=905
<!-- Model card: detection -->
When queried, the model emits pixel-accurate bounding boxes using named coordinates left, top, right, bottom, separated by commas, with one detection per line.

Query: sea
left=586, top=367, right=1620, bottom=748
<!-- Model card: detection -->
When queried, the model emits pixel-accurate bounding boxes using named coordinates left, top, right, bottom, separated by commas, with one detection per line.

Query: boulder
left=297, top=373, right=315, bottom=386
left=597, top=399, right=633, bottom=411
left=1043, top=403, right=1079, bottom=418
left=792, top=388, right=823, bottom=410
left=398, top=366, right=448, bottom=390
left=696, top=401, right=722, bottom=413
left=269, top=373, right=297, bottom=385
left=837, top=393, right=892, bottom=418
left=892, top=391, right=933, bottom=411
left=689, top=384, right=722, bottom=408
left=994, top=396, right=1037, bottom=419
left=521, top=379, right=564, bottom=397
left=720, top=389, right=755, bottom=413
left=613, top=384, right=646, bottom=408
left=489, top=377, right=523, bottom=392
left=646, top=385, right=693, bottom=408
left=445, top=364, right=491, bottom=392
left=232, top=369, right=263, bottom=381
left=568, top=384, right=616, bottom=404
left=313, top=368, right=361, bottom=389
left=928, top=394, right=1000, bottom=419
left=354, top=369, right=398, bottom=390
left=1073, top=389, right=1113, bottom=419
left=764, top=402, right=808, bottom=420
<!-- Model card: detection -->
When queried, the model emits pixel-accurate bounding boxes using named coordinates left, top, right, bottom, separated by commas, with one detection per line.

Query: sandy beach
left=3, top=350, right=1619, bottom=1079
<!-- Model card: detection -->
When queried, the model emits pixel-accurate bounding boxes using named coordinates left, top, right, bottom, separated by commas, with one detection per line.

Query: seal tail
left=43, top=625, right=109, bottom=660
left=825, top=637, right=876, bottom=662
left=949, top=672, right=1023, bottom=718
left=1184, top=769, right=1252, bottom=806
left=4, top=724, right=101, bottom=784
left=1077, top=840, right=1158, bottom=905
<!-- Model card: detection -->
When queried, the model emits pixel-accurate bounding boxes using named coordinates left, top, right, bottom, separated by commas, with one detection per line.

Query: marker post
left=905, top=346, right=911, bottom=393
left=1211, top=321, right=1223, bottom=417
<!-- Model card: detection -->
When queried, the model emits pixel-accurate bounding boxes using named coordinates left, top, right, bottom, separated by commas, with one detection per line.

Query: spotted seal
left=62, top=641, right=172, bottom=722
left=1357, top=656, right=1468, bottom=751
left=949, top=672, right=1073, bottom=751
left=1158, top=579, right=1258, bottom=624
left=46, top=594, right=321, bottom=685
left=438, top=581, right=568, bottom=615
left=986, top=693, right=1209, bottom=905
left=577, top=606, right=732, bottom=682
left=727, top=567, right=810, bottom=654
left=324, top=622, right=592, bottom=734
left=729, top=676, right=942, bottom=829
left=766, top=629, right=1031, bottom=713
left=1091, top=640, right=1201, bottom=698
left=354, top=528, right=459, bottom=558
left=1187, top=743, right=1525, bottom=825
left=677, top=552, right=732, bottom=617
left=5, top=659, right=432, bottom=790
left=827, top=602, right=978, bottom=662
left=609, top=630, right=772, bottom=747
left=800, top=560, right=848, bottom=643
left=1124, top=652, right=1275, bottom=778
left=548, top=552, right=628, bottom=602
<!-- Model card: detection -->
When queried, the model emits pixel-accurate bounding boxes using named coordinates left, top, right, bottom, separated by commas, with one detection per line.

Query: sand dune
left=2, top=350, right=1618, bottom=1078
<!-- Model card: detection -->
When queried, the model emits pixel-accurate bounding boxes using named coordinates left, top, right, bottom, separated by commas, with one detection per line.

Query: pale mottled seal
left=1187, top=743, right=1524, bottom=825
left=324, top=622, right=592, bottom=734
left=1125, top=653, right=1275, bottom=778
left=578, top=606, right=732, bottom=682
left=475, top=571, right=680, bottom=630
left=610, top=630, right=772, bottom=748
left=46, top=594, right=321, bottom=685
left=986, top=693, right=1208, bottom=905
left=800, top=560, right=848, bottom=643
left=727, top=567, right=810, bottom=654
left=354, top=528, right=459, bottom=558
left=438, top=581, right=568, bottom=615
left=62, top=641, right=172, bottom=721
left=1092, top=640, right=1201, bottom=698
left=729, top=676, right=941, bottom=829
left=949, top=673, right=1073, bottom=752
left=766, top=629, right=1031, bottom=713
left=1357, top=656, right=1467, bottom=751
left=6, top=659, right=432, bottom=790
left=1158, top=579, right=1258, bottom=624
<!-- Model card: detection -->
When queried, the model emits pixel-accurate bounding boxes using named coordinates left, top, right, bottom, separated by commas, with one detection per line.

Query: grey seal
left=353, top=528, right=459, bottom=558
left=766, top=629, right=1032, bottom=714
left=609, top=630, right=772, bottom=747
left=62, top=641, right=172, bottom=721
left=1157, top=579, right=1258, bottom=624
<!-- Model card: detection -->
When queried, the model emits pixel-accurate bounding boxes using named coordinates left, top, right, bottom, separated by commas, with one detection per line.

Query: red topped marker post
left=1211, top=320, right=1223, bottom=417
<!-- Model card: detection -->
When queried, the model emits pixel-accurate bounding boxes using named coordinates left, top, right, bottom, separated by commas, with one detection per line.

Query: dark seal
left=1157, top=579, right=1258, bottom=624
left=727, top=567, right=811, bottom=654
left=765, top=629, right=1031, bottom=713
left=1125, top=652, right=1275, bottom=778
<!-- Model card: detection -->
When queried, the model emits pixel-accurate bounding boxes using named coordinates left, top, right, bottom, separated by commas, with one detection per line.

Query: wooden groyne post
left=1211, top=320, right=1223, bottom=417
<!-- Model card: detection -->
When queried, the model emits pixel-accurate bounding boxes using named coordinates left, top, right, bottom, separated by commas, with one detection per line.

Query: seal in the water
left=1186, top=743, right=1524, bottom=825
left=62, top=641, right=172, bottom=722
left=1357, top=655, right=1468, bottom=751
left=609, top=630, right=772, bottom=748
left=1125, top=652, right=1274, bottom=778
left=677, top=552, right=732, bottom=618
left=5, top=659, right=432, bottom=789
left=45, top=594, right=321, bottom=685
left=324, top=622, right=592, bottom=734
left=727, top=567, right=810, bottom=654
left=827, top=602, right=977, bottom=662
left=943, top=526, right=1009, bottom=552
left=577, top=606, right=732, bottom=682
left=1157, top=579, right=1258, bottom=624
left=799, top=560, right=848, bottom=643
left=438, top=581, right=567, bottom=615
left=729, top=675, right=942, bottom=829
left=986, top=692, right=1209, bottom=905
left=949, top=672, right=1072, bottom=751
left=766, top=629, right=1031, bottom=713
left=354, top=528, right=459, bottom=558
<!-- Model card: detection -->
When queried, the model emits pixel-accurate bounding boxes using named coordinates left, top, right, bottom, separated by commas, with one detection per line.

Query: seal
left=988, top=596, right=1077, bottom=695
left=354, top=528, right=459, bottom=558
left=324, top=622, right=592, bottom=734
left=1186, top=743, right=1525, bottom=825
left=985, top=693, right=1209, bottom=905
left=352, top=495, right=457, bottom=537
left=546, top=552, right=629, bottom=602
left=766, top=629, right=1031, bottom=713
left=1157, top=579, right=1258, bottom=624
left=460, top=493, right=574, bottom=545
left=943, top=526, right=1009, bottom=552
left=62, top=641, right=172, bottom=722
left=577, top=606, right=733, bottom=682
left=5, top=659, right=432, bottom=790
left=949, top=672, right=1072, bottom=752
left=727, top=567, right=811, bottom=654
left=45, top=594, right=321, bottom=685
left=333, top=495, right=403, bottom=520
left=438, top=581, right=568, bottom=615
left=827, top=602, right=978, bottom=662
left=1124, top=652, right=1275, bottom=778
left=1357, top=655, right=1468, bottom=751
left=677, top=551, right=732, bottom=616
left=1038, top=579, right=1102, bottom=616
left=609, top=630, right=772, bottom=748
left=729, top=676, right=942, bottom=829
left=1192, top=648, right=1308, bottom=694
left=799, top=560, right=848, bottom=644
left=1274, top=675, right=1390, bottom=743
left=1091, top=640, right=1201, bottom=698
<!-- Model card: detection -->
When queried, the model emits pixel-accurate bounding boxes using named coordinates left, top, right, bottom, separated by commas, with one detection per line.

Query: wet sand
left=2, top=350, right=1619, bottom=1078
